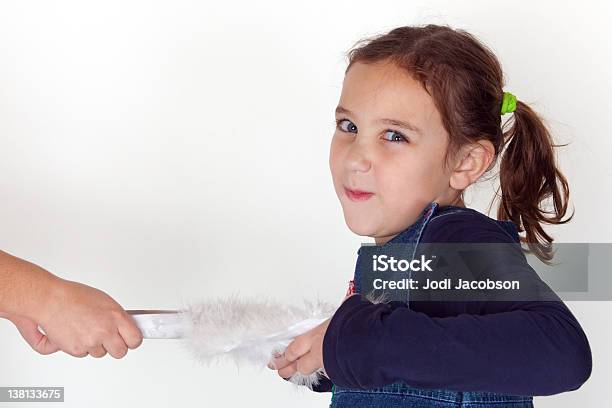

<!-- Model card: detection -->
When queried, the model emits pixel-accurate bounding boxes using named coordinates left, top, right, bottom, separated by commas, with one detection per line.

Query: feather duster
left=127, top=294, right=338, bottom=390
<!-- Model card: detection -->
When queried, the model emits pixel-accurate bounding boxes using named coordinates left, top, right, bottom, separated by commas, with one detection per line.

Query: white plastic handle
left=127, top=310, right=187, bottom=339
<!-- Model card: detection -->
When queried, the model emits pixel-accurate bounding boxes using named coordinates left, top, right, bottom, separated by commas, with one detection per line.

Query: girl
left=268, top=24, right=592, bottom=407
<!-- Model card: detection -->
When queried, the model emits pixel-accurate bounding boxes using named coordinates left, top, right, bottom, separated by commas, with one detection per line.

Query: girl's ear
left=449, top=140, right=495, bottom=190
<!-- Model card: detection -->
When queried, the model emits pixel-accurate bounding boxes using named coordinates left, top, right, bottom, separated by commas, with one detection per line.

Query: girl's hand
left=267, top=292, right=359, bottom=379
left=267, top=318, right=332, bottom=378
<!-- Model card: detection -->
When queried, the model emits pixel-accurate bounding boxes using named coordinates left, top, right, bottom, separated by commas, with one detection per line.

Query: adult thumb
left=8, top=315, right=59, bottom=355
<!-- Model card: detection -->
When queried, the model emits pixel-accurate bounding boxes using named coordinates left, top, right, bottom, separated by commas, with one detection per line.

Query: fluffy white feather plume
left=130, top=295, right=339, bottom=390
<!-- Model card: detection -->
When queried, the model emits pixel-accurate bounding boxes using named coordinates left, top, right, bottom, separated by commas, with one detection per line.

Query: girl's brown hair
left=344, top=24, right=573, bottom=264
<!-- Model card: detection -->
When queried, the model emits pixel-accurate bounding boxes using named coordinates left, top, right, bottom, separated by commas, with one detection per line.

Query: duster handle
left=126, top=310, right=186, bottom=339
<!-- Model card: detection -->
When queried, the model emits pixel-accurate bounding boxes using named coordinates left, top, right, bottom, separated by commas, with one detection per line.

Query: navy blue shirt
left=314, top=206, right=592, bottom=396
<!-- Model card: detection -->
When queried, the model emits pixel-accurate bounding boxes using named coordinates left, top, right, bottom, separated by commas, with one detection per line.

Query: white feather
left=177, top=294, right=338, bottom=390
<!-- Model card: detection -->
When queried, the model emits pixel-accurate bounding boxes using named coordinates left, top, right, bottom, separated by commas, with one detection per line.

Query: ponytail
left=496, top=100, right=574, bottom=264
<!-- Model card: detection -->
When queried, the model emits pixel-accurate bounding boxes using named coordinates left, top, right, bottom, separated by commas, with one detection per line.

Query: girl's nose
left=345, top=143, right=372, bottom=173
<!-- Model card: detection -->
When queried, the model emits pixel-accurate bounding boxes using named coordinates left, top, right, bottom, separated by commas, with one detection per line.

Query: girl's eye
left=382, top=130, right=408, bottom=143
left=335, top=118, right=408, bottom=144
left=335, top=118, right=357, bottom=133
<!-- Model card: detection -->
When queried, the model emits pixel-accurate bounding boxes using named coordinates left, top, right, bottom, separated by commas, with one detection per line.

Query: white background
left=0, top=0, right=610, bottom=406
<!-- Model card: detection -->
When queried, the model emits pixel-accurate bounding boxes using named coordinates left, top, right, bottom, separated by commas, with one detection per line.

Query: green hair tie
left=501, top=91, right=517, bottom=115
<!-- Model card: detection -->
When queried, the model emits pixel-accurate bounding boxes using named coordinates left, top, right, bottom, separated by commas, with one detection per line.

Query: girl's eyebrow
left=335, top=105, right=422, bottom=135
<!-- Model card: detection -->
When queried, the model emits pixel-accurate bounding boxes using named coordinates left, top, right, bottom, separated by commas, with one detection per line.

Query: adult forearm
left=0, top=250, right=59, bottom=320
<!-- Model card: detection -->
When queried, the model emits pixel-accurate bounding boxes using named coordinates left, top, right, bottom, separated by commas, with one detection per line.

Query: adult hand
left=4, top=278, right=143, bottom=359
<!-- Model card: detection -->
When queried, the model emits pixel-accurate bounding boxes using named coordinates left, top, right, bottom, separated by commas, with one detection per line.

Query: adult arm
left=0, top=249, right=143, bottom=358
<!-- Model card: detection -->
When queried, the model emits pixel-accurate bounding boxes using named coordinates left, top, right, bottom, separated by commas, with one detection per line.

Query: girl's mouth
left=344, top=186, right=374, bottom=202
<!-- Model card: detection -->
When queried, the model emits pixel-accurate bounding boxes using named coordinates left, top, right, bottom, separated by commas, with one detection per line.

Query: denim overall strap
left=427, top=206, right=521, bottom=243
left=353, top=201, right=439, bottom=303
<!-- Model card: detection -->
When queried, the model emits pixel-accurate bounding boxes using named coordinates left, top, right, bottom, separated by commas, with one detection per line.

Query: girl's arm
left=323, top=294, right=591, bottom=395
left=322, top=214, right=592, bottom=396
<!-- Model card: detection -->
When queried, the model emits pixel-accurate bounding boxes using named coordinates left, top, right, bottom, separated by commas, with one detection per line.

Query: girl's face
left=329, top=60, right=461, bottom=245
